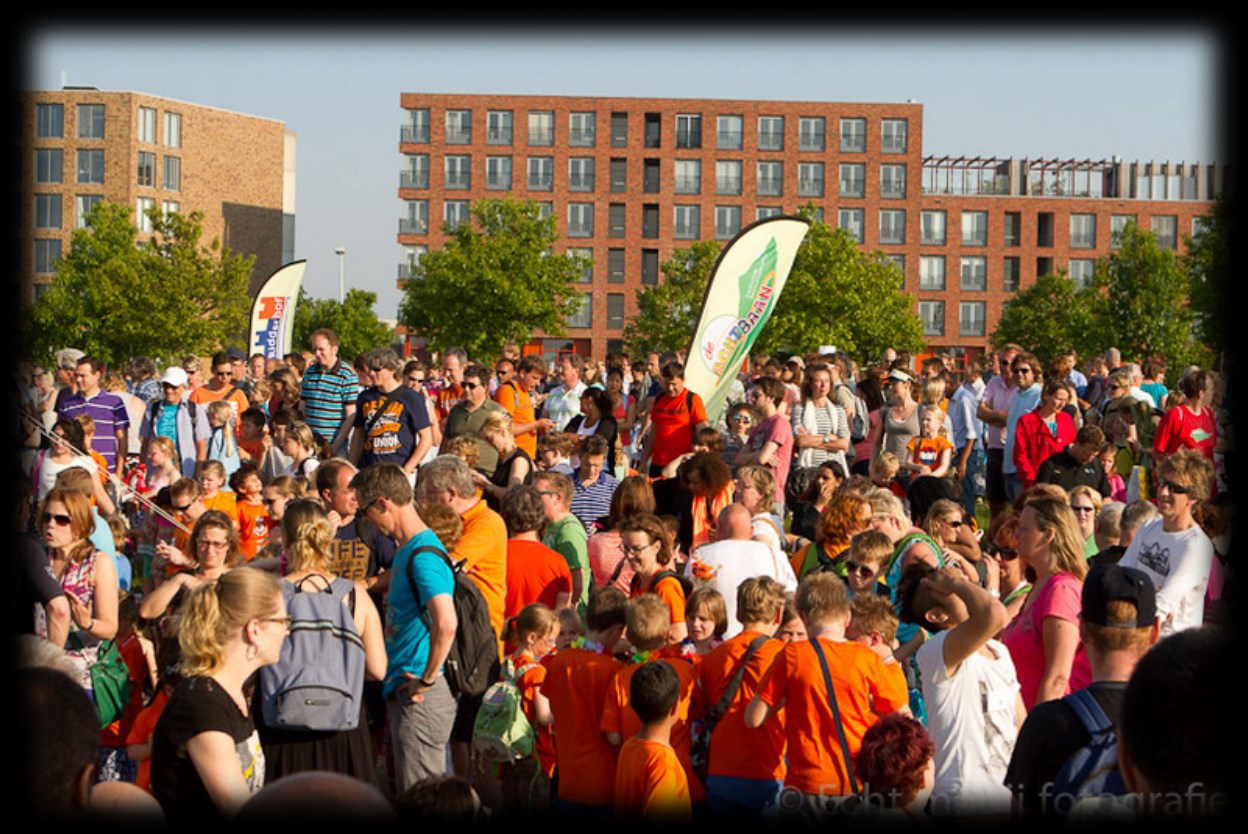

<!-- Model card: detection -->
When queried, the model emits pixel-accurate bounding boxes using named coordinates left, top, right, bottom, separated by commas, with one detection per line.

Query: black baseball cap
left=1081, top=563, right=1157, bottom=628
left=225, top=347, right=246, bottom=362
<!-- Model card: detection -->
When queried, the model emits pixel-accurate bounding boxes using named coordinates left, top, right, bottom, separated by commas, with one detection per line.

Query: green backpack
left=471, top=658, right=540, bottom=762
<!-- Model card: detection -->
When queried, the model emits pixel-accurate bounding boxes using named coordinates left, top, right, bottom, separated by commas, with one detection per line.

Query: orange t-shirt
left=513, top=652, right=556, bottom=777
left=201, top=490, right=239, bottom=527
left=613, top=737, right=692, bottom=820
left=698, top=630, right=787, bottom=781
left=504, top=538, right=572, bottom=621
left=451, top=500, right=508, bottom=654
left=124, top=688, right=169, bottom=792
left=649, top=389, right=707, bottom=467
left=629, top=573, right=686, bottom=627
left=755, top=637, right=908, bottom=795
left=601, top=656, right=704, bottom=802
left=189, top=385, right=250, bottom=438
left=494, top=381, right=537, bottom=458
left=236, top=499, right=271, bottom=560
left=542, top=645, right=625, bottom=806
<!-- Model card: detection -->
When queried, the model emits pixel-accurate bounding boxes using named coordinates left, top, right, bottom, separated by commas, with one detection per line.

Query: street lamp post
left=335, top=246, right=346, bottom=303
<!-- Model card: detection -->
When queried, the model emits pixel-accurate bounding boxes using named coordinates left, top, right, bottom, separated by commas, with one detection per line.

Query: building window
left=610, top=112, right=628, bottom=147
left=537, top=202, right=553, bottom=220
left=644, top=113, right=661, bottom=148
left=486, top=156, right=512, bottom=190
left=528, top=111, right=553, bottom=146
left=839, top=163, right=865, bottom=198
left=445, top=110, right=472, bottom=144
left=35, top=194, right=62, bottom=229
left=402, top=108, right=430, bottom=143
left=486, top=110, right=513, bottom=145
left=402, top=200, right=428, bottom=234
left=1192, top=216, right=1213, bottom=238
left=36, top=103, right=63, bottom=138
left=527, top=157, right=553, bottom=191
left=565, top=293, right=593, bottom=329
left=1004, top=211, right=1022, bottom=247
left=1070, top=214, right=1096, bottom=249
left=608, top=203, right=626, bottom=238
left=798, top=116, right=825, bottom=152
left=717, top=115, right=743, bottom=150
left=1003, top=257, right=1021, bottom=292
left=77, top=104, right=105, bottom=139
left=444, top=155, right=471, bottom=190
left=132, top=150, right=157, bottom=187
left=676, top=114, right=702, bottom=149
left=568, top=157, right=595, bottom=192
left=566, top=247, right=593, bottom=283
left=886, top=254, right=906, bottom=286
left=919, top=256, right=946, bottom=290
left=568, top=203, right=594, bottom=237
left=1110, top=214, right=1135, bottom=249
left=716, top=161, right=742, bottom=195
left=137, top=107, right=157, bottom=143
left=715, top=206, right=742, bottom=240
left=609, top=158, right=627, bottom=193
left=642, top=205, right=659, bottom=239
left=960, top=256, right=987, bottom=291
left=838, top=208, right=864, bottom=244
left=879, top=209, right=906, bottom=245
left=34, top=238, right=62, bottom=274
left=959, top=302, right=985, bottom=337
left=36, top=148, right=63, bottom=184
left=881, top=119, right=908, bottom=153
left=608, top=248, right=625, bottom=283
left=1036, top=212, right=1055, bottom=247
left=961, top=211, right=988, bottom=246
left=163, top=156, right=180, bottom=191
left=674, top=160, right=701, bottom=195
left=920, top=210, right=946, bottom=245
left=1069, top=258, right=1096, bottom=289
left=444, top=200, right=470, bottom=230
left=607, top=293, right=625, bottom=330
left=757, top=206, right=783, bottom=221
left=161, top=200, right=180, bottom=219
left=400, top=245, right=427, bottom=280
left=1151, top=215, right=1178, bottom=250
left=642, top=159, right=660, bottom=193
left=569, top=112, right=595, bottom=147
left=757, top=161, right=783, bottom=197
left=880, top=164, right=907, bottom=199
left=402, top=154, right=430, bottom=189
left=674, top=205, right=700, bottom=240
left=164, top=111, right=182, bottom=148
left=840, top=117, right=866, bottom=153
left=798, top=162, right=824, bottom=197
left=136, top=197, right=155, bottom=233
left=758, top=116, right=784, bottom=151
left=78, top=193, right=104, bottom=226
left=920, top=301, right=945, bottom=337
left=642, top=248, right=659, bottom=284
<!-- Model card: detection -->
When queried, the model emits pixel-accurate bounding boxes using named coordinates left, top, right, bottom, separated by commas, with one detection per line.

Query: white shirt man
left=542, top=355, right=586, bottom=432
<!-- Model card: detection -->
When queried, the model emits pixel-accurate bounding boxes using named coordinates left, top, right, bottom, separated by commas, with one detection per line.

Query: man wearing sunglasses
left=1000, top=352, right=1043, bottom=505
left=189, top=350, right=251, bottom=439
left=444, top=363, right=506, bottom=477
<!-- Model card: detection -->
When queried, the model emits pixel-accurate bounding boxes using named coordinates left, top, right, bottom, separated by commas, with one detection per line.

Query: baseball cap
left=1081, top=563, right=1157, bottom=628
left=225, top=347, right=246, bottom=362
left=160, top=367, right=189, bottom=388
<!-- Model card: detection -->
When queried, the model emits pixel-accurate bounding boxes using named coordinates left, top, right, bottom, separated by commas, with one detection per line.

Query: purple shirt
left=981, top=375, right=1015, bottom=451
left=56, top=388, right=130, bottom=470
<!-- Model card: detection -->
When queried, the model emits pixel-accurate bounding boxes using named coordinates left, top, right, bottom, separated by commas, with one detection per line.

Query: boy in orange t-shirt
left=196, top=459, right=239, bottom=527
left=847, top=592, right=910, bottom=704
left=229, top=463, right=270, bottom=560
left=745, top=572, right=908, bottom=821
left=541, top=587, right=627, bottom=820
left=614, top=660, right=692, bottom=820
left=602, top=595, right=705, bottom=805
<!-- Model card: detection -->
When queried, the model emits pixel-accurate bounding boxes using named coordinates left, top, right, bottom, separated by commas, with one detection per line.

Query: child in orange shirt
left=124, top=636, right=180, bottom=792
left=228, top=463, right=270, bottom=561
left=614, top=661, right=692, bottom=821
left=196, top=460, right=239, bottom=528
left=869, top=451, right=908, bottom=502
left=541, top=587, right=627, bottom=821
left=904, top=404, right=954, bottom=479
left=682, top=586, right=727, bottom=661
left=745, top=572, right=908, bottom=821
left=848, top=592, right=910, bottom=709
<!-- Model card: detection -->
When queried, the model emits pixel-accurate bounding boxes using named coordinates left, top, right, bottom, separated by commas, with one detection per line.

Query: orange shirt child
left=514, top=651, right=557, bottom=777
left=124, top=687, right=170, bottom=792
left=201, top=490, right=239, bottom=527
left=629, top=574, right=687, bottom=630
left=542, top=640, right=626, bottom=808
left=699, top=630, right=788, bottom=782
left=614, top=736, right=692, bottom=820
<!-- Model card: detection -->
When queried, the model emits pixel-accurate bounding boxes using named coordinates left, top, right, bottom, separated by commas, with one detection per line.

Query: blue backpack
left=1050, top=687, right=1128, bottom=812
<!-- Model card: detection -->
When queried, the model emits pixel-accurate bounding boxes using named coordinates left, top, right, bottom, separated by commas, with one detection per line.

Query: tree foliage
left=991, top=272, right=1101, bottom=371
left=622, top=240, right=722, bottom=357
left=397, top=198, right=585, bottom=358
left=754, top=213, right=925, bottom=363
left=1184, top=192, right=1231, bottom=357
left=292, top=287, right=394, bottom=361
left=25, top=201, right=253, bottom=365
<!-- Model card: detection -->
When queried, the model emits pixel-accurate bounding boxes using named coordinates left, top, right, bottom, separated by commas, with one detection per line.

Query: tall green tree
left=622, top=240, right=722, bottom=357
left=1184, top=193, right=1231, bottom=357
left=24, top=201, right=253, bottom=365
left=292, top=287, right=394, bottom=361
left=398, top=198, right=585, bottom=358
left=991, top=272, right=1101, bottom=371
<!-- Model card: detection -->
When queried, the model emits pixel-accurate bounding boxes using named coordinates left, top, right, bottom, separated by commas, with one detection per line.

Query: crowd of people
left=14, top=334, right=1232, bottom=822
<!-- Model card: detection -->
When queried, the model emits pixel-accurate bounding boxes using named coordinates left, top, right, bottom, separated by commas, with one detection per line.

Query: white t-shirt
left=36, top=453, right=98, bottom=502
left=684, top=537, right=797, bottom=638
left=1119, top=518, right=1213, bottom=637
left=917, top=630, right=1020, bottom=816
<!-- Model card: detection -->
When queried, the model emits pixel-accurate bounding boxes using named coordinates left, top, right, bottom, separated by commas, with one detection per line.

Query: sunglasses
left=731, top=415, right=753, bottom=423
left=988, top=544, right=1018, bottom=561
left=1071, top=504, right=1096, bottom=514
left=407, top=376, right=424, bottom=384
left=1157, top=477, right=1192, bottom=495
left=844, top=560, right=876, bottom=578
left=462, top=381, right=480, bottom=390
left=1012, top=367, right=1034, bottom=375
left=41, top=512, right=73, bottom=527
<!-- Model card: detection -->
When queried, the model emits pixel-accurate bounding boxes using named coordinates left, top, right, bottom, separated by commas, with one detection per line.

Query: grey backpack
left=260, top=575, right=365, bottom=732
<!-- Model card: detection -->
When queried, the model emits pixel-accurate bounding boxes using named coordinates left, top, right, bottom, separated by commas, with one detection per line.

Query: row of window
left=32, top=195, right=180, bottom=235
left=35, top=103, right=182, bottom=147
left=33, top=148, right=180, bottom=190
left=919, top=301, right=987, bottom=338
left=921, top=209, right=1198, bottom=250
left=401, top=107, right=908, bottom=154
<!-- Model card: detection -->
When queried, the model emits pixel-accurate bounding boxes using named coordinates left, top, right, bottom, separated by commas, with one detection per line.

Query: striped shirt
left=300, top=360, right=360, bottom=444
left=569, top=468, right=619, bottom=535
left=56, top=389, right=130, bottom=470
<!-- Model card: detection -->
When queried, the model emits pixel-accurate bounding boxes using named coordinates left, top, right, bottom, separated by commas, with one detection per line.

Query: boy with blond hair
left=844, top=529, right=893, bottom=599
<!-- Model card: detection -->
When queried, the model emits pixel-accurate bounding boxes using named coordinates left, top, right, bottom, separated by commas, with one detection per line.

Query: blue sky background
left=22, top=23, right=1227, bottom=320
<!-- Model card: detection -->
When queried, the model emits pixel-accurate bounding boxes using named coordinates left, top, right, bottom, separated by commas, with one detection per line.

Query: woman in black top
left=475, top=410, right=534, bottom=512
left=565, top=386, right=618, bottom=473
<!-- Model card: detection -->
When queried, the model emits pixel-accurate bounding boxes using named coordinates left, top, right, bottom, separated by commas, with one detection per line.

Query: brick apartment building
left=18, top=88, right=296, bottom=303
left=398, top=93, right=1225, bottom=365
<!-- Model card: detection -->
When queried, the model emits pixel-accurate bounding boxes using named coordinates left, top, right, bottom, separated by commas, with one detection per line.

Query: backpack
left=1050, top=687, right=1128, bottom=812
left=472, top=658, right=540, bottom=763
left=631, top=568, right=694, bottom=601
left=404, top=545, right=501, bottom=698
left=839, top=384, right=870, bottom=443
left=260, top=575, right=365, bottom=732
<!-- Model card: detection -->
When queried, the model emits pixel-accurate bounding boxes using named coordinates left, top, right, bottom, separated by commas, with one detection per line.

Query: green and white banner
left=685, top=216, right=810, bottom=424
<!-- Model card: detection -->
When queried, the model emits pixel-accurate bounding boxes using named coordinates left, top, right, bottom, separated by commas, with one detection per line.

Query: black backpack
left=405, top=545, right=500, bottom=698
left=630, top=568, right=693, bottom=601
left=1049, top=687, right=1128, bottom=813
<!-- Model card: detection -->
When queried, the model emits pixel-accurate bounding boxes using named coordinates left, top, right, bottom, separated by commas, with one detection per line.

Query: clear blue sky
left=22, top=22, right=1227, bottom=320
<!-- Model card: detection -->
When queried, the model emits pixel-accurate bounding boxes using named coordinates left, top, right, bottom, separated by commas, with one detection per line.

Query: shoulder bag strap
left=365, top=388, right=405, bottom=434
left=708, top=634, right=770, bottom=723
left=810, top=637, right=861, bottom=797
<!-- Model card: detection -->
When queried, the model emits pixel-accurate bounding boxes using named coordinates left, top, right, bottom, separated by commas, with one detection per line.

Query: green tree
left=1183, top=193, right=1231, bottom=357
left=397, top=198, right=585, bottom=358
left=991, top=272, right=1101, bottom=371
left=754, top=215, right=925, bottom=363
left=292, top=287, right=394, bottom=361
left=24, top=201, right=253, bottom=365
left=622, top=240, right=722, bottom=357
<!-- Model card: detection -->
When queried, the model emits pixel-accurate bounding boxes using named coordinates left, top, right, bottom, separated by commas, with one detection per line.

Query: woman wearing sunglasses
left=923, top=499, right=983, bottom=583
left=983, top=516, right=1031, bottom=624
left=36, top=487, right=120, bottom=696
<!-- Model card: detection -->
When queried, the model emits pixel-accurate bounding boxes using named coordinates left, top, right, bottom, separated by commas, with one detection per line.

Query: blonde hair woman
left=150, top=567, right=286, bottom=819
left=476, top=409, right=534, bottom=511
left=1068, top=485, right=1104, bottom=559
